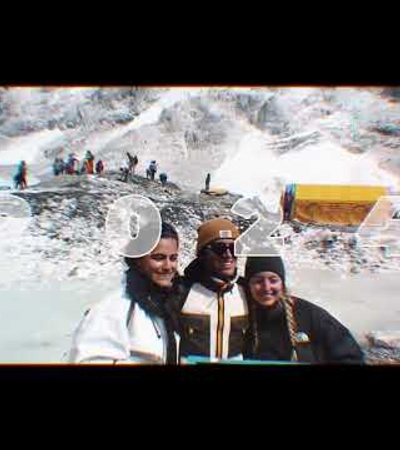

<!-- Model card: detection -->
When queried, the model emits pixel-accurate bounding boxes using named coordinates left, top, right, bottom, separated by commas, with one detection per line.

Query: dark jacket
left=244, top=296, right=364, bottom=364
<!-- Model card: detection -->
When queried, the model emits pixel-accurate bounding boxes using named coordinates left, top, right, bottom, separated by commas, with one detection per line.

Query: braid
left=249, top=301, right=259, bottom=356
left=243, top=283, right=260, bottom=357
left=282, top=292, right=299, bottom=361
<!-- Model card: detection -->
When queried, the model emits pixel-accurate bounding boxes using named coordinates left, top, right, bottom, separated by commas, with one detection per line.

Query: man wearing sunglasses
left=176, top=218, right=248, bottom=362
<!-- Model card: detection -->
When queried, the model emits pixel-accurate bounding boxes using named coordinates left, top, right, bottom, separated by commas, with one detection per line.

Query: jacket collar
left=184, top=257, right=238, bottom=293
left=125, top=266, right=176, bottom=318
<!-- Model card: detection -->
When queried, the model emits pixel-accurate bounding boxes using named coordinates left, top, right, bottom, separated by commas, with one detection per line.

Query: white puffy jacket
left=68, top=292, right=180, bottom=364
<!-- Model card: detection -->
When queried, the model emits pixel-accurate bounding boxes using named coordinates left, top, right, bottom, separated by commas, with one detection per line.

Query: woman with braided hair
left=243, top=256, right=364, bottom=364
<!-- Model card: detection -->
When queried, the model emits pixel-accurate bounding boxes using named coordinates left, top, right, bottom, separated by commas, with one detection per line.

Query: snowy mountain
left=1, top=86, right=400, bottom=194
left=1, top=86, right=400, bottom=364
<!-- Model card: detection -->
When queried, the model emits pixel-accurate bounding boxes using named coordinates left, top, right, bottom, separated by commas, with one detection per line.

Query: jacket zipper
left=216, top=292, right=225, bottom=358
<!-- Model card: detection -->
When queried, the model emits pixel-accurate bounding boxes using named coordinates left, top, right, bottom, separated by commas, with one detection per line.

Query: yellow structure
left=284, top=184, right=389, bottom=226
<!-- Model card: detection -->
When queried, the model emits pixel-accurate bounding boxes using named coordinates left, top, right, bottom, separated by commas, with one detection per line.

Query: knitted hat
left=196, top=218, right=240, bottom=254
left=244, top=256, right=286, bottom=285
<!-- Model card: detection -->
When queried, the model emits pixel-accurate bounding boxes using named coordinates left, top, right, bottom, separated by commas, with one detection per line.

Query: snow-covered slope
left=1, top=86, right=399, bottom=195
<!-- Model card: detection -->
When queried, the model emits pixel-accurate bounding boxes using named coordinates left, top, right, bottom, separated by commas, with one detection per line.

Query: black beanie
left=244, top=256, right=286, bottom=285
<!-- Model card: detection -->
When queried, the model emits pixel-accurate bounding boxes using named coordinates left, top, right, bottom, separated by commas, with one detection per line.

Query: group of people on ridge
left=12, top=150, right=105, bottom=190
left=120, top=154, right=168, bottom=187
left=53, top=151, right=105, bottom=177
left=145, top=159, right=168, bottom=186
left=68, top=217, right=364, bottom=365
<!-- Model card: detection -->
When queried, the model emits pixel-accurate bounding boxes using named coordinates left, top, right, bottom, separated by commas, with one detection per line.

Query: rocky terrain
left=3, top=172, right=398, bottom=364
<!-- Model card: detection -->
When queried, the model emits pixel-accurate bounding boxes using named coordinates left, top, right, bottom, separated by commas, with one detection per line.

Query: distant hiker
left=205, top=173, right=211, bottom=191
left=127, top=152, right=138, bottom=175
left=21, top=161, right=28, bottom=188
left=159, top=172, right=168, bottom=186
left=95, top=159, right=104, bottom=175
left=119, top=162, right=129, bottom=182
left=59, top=157, right=65, bottom=175
left=13, top=160, right=28, bottom=189
left=66, top=153, right=79, bottom=175
left=146, top=160, right=157, bottom=181
left=83, top=150, right=95, bottom=174
left=243, top=256, right=365, bottom=364
left=65, top=154, right=73, bottom=175
left=53, top=157, right=65, bottom=176
left=283, top=184, right=295, bottom=221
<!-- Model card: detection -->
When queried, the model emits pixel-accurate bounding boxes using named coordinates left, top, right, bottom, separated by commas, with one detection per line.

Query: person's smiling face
left=202, top=239, right=237, bottom=278
left=136, top=238, right=179, bottom=288
left=248, top=271, right=283, bottom=307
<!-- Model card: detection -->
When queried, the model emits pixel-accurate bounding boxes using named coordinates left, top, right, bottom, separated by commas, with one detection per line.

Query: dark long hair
left=123, top=221, right=180, bottom=364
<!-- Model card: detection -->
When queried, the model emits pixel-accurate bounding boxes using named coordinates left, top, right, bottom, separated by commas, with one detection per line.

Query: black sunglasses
left=205, top=242, right=235, bottom=257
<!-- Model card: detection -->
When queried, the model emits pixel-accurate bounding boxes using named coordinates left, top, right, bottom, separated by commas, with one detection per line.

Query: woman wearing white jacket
left=68, top=222, right=181, bottom=364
